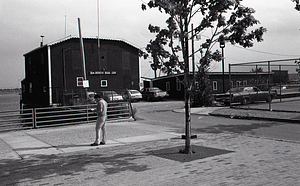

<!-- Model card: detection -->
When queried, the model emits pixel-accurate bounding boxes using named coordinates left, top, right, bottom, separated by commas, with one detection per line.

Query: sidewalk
left=0, top=104, right=300, bottom=185
left=0, top=120, right=183, bottom=160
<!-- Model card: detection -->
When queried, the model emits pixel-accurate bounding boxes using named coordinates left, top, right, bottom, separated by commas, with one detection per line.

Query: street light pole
left=219, top=35, right=225, bottom=93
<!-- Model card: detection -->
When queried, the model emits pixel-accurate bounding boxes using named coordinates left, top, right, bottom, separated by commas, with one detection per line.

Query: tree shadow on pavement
left=193, top=122, right=281, bottom=134
left=0, top=150, right=150, bottom=185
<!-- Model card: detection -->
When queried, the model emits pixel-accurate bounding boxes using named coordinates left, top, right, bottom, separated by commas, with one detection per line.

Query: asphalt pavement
left=1, top=100, right=300, bottom=185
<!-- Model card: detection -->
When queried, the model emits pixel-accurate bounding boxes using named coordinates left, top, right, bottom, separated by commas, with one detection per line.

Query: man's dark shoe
left=90, top=143, right=99, bottom=146
left=100, top=142, right=106, bottom=145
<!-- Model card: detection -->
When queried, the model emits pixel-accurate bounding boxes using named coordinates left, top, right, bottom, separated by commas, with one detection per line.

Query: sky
left=0, top=0, right=300, bottom=89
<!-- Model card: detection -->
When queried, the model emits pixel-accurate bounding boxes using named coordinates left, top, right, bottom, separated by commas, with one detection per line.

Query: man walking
left=91, top=94, right=108, bottom=146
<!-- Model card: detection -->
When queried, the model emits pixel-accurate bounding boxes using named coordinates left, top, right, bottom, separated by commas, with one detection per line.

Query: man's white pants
left=95, top=116, right=106, bottom=144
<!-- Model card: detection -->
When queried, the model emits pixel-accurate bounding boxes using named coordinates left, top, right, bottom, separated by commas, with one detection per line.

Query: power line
left=230, top=44, right=299, bottom=57
left=200, top=33, right=299, bottom=57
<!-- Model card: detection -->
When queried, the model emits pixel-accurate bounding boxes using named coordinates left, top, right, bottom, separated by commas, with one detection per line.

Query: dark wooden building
left=21, top=37, right=140, bottom=107
left=272, top=70, right=289, bottom=84
left=146, top=71, right=289, bottom=100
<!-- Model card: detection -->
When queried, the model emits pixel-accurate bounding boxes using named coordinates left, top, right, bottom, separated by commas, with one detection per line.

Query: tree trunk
left=184, top=75, right=192, bottom=154
left=183, top=8, right=192, bottom=154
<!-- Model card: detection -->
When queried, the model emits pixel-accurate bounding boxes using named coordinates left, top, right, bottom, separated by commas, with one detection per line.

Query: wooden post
left=78, top=18, right=87, bottom=81
left=78, top=18, right=88, bottom=100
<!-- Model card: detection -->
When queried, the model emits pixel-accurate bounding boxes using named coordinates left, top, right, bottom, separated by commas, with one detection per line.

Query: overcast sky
left=0, top=0, right=300, bottom=89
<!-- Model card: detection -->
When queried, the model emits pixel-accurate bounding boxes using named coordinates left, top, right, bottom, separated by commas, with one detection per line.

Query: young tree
left=292, top=0, right=300, bottom=11
left=142, top=0, right=266, bottom=154
left=145, top=25, right=171, bottom=77
left=250, top=67, right=264, bottom=73
left=190, top=65, right=213, bottom=107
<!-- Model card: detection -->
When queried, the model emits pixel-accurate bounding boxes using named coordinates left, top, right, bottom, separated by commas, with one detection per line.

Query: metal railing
left=0, top=101, right=133, bottom=132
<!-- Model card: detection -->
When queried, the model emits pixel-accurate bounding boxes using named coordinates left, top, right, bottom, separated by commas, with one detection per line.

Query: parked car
left=215, top=86, right=276, bottom=106
left=98, top=91, right=124, bottom=102
left=140, top=87, right=168, bottom=101
left=122, top=89, right=142, bottom=102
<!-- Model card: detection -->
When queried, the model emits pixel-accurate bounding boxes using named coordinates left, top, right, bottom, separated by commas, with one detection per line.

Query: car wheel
left=146, top=96, right=151, bottom=101
left=241, top=98, right=248, bottom=105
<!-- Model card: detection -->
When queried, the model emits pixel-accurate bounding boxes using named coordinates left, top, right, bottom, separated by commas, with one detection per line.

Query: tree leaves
left=250, top=67, right=264, bottom=73
left=148, top=24, right=161, bottom=33
left=141, top=4, right=147, bottom=11
left=142, top=0, right=266, bottom=76
left=292, top=0, right=300, bottom=11
left=227, top=7, right=266, bottom=48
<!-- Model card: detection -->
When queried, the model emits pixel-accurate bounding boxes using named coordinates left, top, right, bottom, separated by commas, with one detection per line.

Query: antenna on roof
left=65, top=15, right=67, bottom=37
left=97, top=0, right=100, bottom=48
left=97, top=0, right=101, bottom=82
left=40, top=35, right=44, bottom=47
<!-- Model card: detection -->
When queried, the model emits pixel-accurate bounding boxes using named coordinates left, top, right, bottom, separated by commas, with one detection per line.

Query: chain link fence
left=227, top=58, right=300, bottom=110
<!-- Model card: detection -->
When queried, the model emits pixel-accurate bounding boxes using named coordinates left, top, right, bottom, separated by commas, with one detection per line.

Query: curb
left=209, top=112, right=300, bottom=124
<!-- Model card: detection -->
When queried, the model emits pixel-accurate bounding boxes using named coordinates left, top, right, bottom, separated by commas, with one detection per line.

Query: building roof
left=47, top=36, right=140, bottom=49
left=24, top=36, right=140, bottom=56
left=144, top=71, right=275, bottom=81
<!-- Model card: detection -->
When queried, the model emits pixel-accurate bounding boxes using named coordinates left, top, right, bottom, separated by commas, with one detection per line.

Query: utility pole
left=78, top=18, right=87, bottom=81
left=78, top=18, right=88, bottom=101
left=97, top=0, right=102, bottom=84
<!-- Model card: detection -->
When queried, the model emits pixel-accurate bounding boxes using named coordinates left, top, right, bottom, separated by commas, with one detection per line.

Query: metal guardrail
left=0, top=102, right=133, bottom=132
left=0, top=109, right=33, bottom=132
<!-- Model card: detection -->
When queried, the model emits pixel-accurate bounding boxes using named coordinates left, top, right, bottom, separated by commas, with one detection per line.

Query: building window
left=243, top=80, right=247, bottom=86
left=176, top=79, right=181, bottom=91
left=101, top=80, right=107, bottom=87
left=195, top=81, right=199, bottom=90
left=236, top=81, right=241, bottom=87
left=213, top=81, right=217, bottom=90
left=166, top=82, right=170, bottom=91
left=77, top=77, right=83, bottom=86
left=29, top=83, right=32, bottom=93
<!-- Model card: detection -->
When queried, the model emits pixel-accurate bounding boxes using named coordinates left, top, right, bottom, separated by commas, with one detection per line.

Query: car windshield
left=102, top=91, right=119, bottom=96
left=149, top=88, right=161, bottom=92
left=227, top=87, right=244, bottom=93
left=129, top=90, right=140, bottom=94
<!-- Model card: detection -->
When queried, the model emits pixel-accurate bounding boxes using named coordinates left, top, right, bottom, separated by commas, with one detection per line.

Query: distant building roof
left=143, top=71, right=275, bottom=81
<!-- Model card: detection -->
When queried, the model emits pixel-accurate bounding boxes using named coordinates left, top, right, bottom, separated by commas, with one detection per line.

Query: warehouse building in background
left=21, top=37, right=140, bottom=108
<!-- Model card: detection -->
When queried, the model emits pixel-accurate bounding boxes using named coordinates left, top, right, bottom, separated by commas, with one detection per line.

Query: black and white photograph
left=1, top=0, right=300, bottom=185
